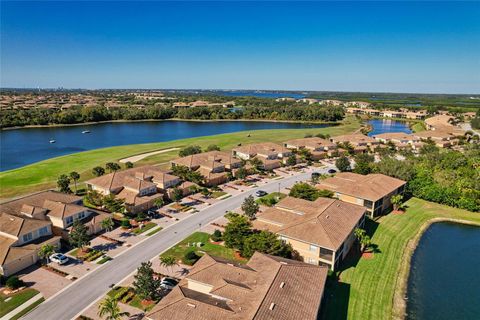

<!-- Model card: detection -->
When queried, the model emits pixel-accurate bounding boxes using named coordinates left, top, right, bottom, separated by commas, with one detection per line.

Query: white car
left=160, top=277, right=178, bottom=290
left=50, top=253, right=69, bottom=265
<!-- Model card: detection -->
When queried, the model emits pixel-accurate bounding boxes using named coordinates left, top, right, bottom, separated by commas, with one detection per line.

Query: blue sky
left=1, top=1, right=479, bottom=93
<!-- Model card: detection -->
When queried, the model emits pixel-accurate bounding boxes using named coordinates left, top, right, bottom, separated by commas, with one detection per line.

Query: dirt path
left=119, top=148, right=179, bottom=163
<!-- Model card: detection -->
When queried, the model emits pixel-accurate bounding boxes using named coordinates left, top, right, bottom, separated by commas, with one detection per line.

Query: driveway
left=20, top=266, right=72, bottom=299
left=23, top=166, right=333, bottom=320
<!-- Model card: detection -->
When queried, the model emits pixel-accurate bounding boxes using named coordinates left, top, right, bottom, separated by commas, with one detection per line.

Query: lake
left=214, top=90, right=306, bottom=99
left=406, top=222, right=480, bottom=320
left=0, top=120, right=326, bottom=171
left=367, top=119, right=412, bottom=136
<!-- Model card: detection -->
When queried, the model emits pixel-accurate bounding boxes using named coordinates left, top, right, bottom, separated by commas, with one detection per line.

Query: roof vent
left=280, top=261, right=288, bottom=265
left=280, top=282, right=285, bottom=288
left=269, top=303, right=276, bottom=311
left=187, top=303, right=196, bottom=308
left=326, top=215, right=330, bottom=219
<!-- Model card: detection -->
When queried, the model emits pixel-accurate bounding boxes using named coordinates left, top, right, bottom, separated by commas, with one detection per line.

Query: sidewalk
left=0, top=293, right=44, bottom=320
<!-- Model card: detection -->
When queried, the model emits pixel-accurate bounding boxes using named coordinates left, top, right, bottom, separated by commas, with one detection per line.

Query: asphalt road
left=22, top=168, right=330, bottom=320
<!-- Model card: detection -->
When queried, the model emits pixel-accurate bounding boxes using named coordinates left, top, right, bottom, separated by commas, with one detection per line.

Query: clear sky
left=1, top=1, right=479, bottom=93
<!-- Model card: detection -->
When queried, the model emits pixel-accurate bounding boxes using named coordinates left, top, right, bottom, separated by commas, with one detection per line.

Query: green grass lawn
left=321, top=198, right=480, bottom=320
left=10, top=297, right=45, bottom=320
left=256, top=192, right=287, bottom=206
left=160, top=232, right=244, bottom=263
left=411, top=121, right=426, bottom=132
left=0, top=288, right=40, bottom=317
left=132, top=222, right=157, bottom=234
left=0, top=117, right=361, bottom=200
left=211, top=191, right=227, bottom=198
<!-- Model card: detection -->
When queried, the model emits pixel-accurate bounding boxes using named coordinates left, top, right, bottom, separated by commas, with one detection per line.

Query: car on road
left=255, top=190, right=268, bottom=197
left=50, top=253, right=69, bottom=265
left=160, top=277, right=178, bottom=290
left=328, top=169, right=337, bottom=174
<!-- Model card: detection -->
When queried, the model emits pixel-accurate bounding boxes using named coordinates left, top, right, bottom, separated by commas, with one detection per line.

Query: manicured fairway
left=0, top=117, right=360, bottom=200
left=321, top=198, right=480, bottom=320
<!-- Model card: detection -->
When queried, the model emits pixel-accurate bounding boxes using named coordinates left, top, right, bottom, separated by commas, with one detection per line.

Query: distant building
left=232, top=143, right=292, bottom=170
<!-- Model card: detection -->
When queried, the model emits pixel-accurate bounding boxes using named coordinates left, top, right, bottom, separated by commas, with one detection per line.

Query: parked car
left=50, top=253, right=69, bottom=265
left=160, top=277, right=178, bottom=290
left=328, top=169, right=337, bottom=174
left=255, top=190, right=268, bottom=197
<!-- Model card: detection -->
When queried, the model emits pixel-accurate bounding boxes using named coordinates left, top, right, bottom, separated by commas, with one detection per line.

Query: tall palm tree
left=38, top=244, right=55, bottom=264
left=69, top=171, right=80, bottom=194
left=159, top=255, right=178, bottom=274
left=101, top=217, right=115, bottom=232
left=97, top=296, right=130, bottom=320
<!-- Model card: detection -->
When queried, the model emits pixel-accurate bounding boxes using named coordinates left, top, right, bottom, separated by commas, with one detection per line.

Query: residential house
left=373, top=132, right=424, bottom=151
left=146, top=252, right=328, bottom=320
left=319, top=99, right=343, bottom=106
left=316, top=172, right=406, bottom=217
left=170, top=151, right=242, bottom=186
left=330, top=134, right=379, bottom=153
left=413, top=130, right=459, bottom=148
left=253, top=196, right=366, bottom=270
left=232, top=143, right=292, bottom=170
left=284, top=137, right=342, bottom=160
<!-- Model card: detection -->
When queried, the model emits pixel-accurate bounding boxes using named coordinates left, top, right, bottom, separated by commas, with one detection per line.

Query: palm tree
left=69, top=171, right=80, bottom=194
left=153, top=198, right=164, bottom=209
left=391, top=194, right=404, bottom=211
left=97, top=296, right=130, bottom=320
left=354, top=228, right=371, bottom=252
left=250, top=157, right=263, bottom=172
left=159, top=255, right=178, bottom=274
left=101, top=217, right=115, bottom=232
left=38, top=244, right=55, bottom=264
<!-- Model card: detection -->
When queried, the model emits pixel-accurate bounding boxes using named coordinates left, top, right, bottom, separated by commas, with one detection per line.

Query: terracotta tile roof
left=316, top=172, right=406, bottom=201
left=373, top=132, right=420, bottom=142
left=0, top=191, right=81, bottom=216
left=330, top=134, right=377, bottom=146
left=255, top=197, right=366, bottom=251
left=284, top=137, right=336, bottom=150
left=0, top=212, right=51, bottom=238
left=116, top=189, right=163, bottom=206
left=147, top=252, right=327, bottom=320
left=171, top=151, right=240, bottom=170
left=42, top=200, right=86, bottom=219
left=232, top=143, right=290, bottom=158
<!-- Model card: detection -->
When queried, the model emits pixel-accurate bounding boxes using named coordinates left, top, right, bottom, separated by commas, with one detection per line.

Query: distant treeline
left=0, top=104, right=344, bottom=128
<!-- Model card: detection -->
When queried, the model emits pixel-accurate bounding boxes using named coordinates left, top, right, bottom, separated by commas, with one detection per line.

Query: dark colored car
left=328, top=169, right=337, bottom=174
left=255, top=190, right=268, bottom=197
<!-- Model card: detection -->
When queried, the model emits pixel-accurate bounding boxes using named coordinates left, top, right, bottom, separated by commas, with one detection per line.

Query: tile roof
left=316, top=172, right=406, bottom=201
left=232, top=143, right=290, bottom=158
left=373, top=132, right=420, bottom=141
left=0, top=212, right=51, bottom=238
left=171, top=151, right=240, bottom=170
left=331, top=134, right=377, bottom=145
left=284, top=137, right=336, bottom=150
left=147, top=252, right=327, bottom=320
left=0, top=191, right=81, bottom=216
left=42, top=200, right=86, bottom=219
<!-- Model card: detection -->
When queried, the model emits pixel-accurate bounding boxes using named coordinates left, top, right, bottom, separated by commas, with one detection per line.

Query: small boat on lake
left=49, top=139, right=56, bottom=143
left=82, top=130, right=91, bottom=134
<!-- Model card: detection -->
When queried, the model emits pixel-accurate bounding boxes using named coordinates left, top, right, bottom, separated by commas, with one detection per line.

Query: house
left=344, top=101, right=371, bottom=108
left=319, top=99, right=344, bottom=106
left=0, top=191, right=109, bottom=276
left=316, top=173, right=406, bottom=217
left=296, top=98, right=318, bottom=104
left=253, top=197, right=366, bottom=270
left=146, top=252, right=328, bottom=320
left=330, top=134, right=379, bottom=153
left=275, top=97, right=296, bottom=102
left=373, top=132, right=424, bottom=150
left=85, top=166, right=180, bottom=213
left=424, top=115, right=456, bottom=131
left=284, top=137, right=341, bottom=160
left=413, top=130, right=459, bottom=148
left=232, top=143, right=292, bottom=170
left=170, top=151, right=242, bottom=186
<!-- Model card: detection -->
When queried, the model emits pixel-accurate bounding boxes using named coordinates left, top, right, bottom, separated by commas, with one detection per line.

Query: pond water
left=366, top=119, right=412, bottom=136
left=406, top=222, right=480, bottom=320
left=0, top=120, right=327, bottom=171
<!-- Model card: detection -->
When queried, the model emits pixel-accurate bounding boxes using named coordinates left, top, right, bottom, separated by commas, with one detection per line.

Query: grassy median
left=321, top=197, right=480, bottom=320
left=0, top=117, right=361, bottom=200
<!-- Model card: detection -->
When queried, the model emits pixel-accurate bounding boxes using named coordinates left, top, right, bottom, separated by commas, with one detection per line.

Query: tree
left=206, top=144, right=220, bottom=151
left=211, top=229, right=223, bottom=242
left=159, top=255, right=178, bottom=274
left=235, top=166, right=248, bottom=180
left=200, top=187, right=212, bottom=198
left=97, top=296, right=130, bottom=320
left=178, top=145, right=202, bottom=157
left=242, top=230, right=294, bottom=259
left=391, top=194, right=405, bottom=211
left=125, top=161, right=134, bottom=169
left=223, top=214, right=252, bottom=251
left=335, top=156, right=351, bottom=172
left=38, top=244, right=55, bottom=264
left=101, top=217, right=115, bottom=232
left=69, top=220, right=90, bottom=250
left=241, top=195, right=259, bottom=220
left=92, top=166, right=105, bottom=177
left=353, top=154, right=374, bottom=175
left=171, top=187, right=183, bottom=202
left=153, top=198, right=164, bottom=208
left=354, top=228, right=371, bottom=252
left=133, top=261, right=161, bottom=300
left=106, top=162, right=121, bottom=173
left=103, top=195, right=125, bottom=213
left=286, top=154, right=297, bottom=166
left=69, top=171, right=80, bottom=194
left=289, top=182, right=321, bottom=201
left=250, top=157, right=264, bottom=172
left=57, top=174, right=71, bottom=193
left=6, top=276, right=24, bottom=290
left=84, top=190, right=104, bottom=207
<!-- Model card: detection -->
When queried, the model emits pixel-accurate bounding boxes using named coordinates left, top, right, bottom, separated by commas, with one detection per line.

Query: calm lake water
left=216, top=91, right=306, bottom=99
left=367, top=119, right=412, bottom=136
left=406, top=222, right=480, bottom=320
left=0, top=121, right=326, bottom=171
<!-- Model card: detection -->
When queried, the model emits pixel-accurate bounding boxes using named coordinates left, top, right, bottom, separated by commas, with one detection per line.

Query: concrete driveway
left=20, top=266, right=72, bottom=299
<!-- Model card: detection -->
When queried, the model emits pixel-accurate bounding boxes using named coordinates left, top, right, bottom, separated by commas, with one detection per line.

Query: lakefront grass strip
left=0, top=117, right=360, bottom=200
left=321, top=198, right=480, bottom=320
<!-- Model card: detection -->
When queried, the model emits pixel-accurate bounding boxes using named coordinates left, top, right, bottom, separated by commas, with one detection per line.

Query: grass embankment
left=321, top=198, right=480, bottom=320
left=0, top=288, right=40, bottom=317
left=10, top=297, right=45, bottom=320
left=410, top=121, right=426, bottom=132
left=160, top=232, right=244, bottom=263
left=0, top=117, right=361, bottom=201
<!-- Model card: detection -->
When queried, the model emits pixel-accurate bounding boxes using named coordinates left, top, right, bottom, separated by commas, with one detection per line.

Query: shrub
left=113, top=286, right=130, bottom=301
left=183, top=250, right=200, bottom=265
left=211, top=229, right=223, bottom=242
left=121, top=219, right=131, bottom=229
left=6, top=276, right=24, bottom=290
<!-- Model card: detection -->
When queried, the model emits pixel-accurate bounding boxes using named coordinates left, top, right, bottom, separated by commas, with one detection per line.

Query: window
left=364, top=200, right=373, bottom=209
left=65, top=216, right=74, bottom=226
left=78, top=211, right=85, bottom=219
left=39, top=226, right=49, bottom=237
left=306, top=257, right=317, bottom=265
left=309, top=244, right=318, bottom=252
left=22, top=233, right=33, bottom=243
left=320, top=247, right=334, bottom=261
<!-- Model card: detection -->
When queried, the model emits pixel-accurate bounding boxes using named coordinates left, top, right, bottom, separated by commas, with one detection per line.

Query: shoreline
left=1, top=118, right=340, bottom=131
left=392, top=218, right=480, bottom=320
